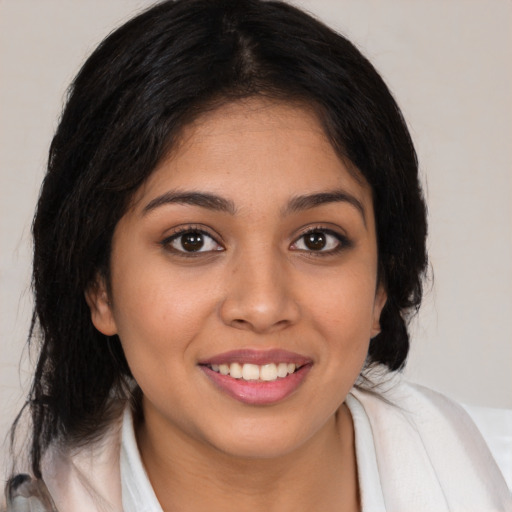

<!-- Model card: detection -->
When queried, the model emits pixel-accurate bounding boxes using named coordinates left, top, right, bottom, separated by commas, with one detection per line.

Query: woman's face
left=88, top=99, right=386, bottom=459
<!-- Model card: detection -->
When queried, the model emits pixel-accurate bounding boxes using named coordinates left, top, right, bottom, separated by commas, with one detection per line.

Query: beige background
left=1, top=0, right=511, bottom=462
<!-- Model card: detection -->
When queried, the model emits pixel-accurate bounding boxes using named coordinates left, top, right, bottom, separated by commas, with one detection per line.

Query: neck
left=137, top=404, right=359, bottom=512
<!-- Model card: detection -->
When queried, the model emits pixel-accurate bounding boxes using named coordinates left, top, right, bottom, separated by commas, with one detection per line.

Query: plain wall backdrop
left=1, top=0, right=511, bottom=464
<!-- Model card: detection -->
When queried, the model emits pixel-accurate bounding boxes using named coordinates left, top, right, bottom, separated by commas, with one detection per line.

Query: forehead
left=131, top=98, right=372, bottom=213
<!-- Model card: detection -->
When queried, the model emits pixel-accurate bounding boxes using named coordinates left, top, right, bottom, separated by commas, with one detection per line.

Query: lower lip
left=200, top=365, right=312, bottom=405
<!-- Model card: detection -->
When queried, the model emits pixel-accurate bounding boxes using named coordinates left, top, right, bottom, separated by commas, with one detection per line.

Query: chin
left=202, top=415, right=325, bottom=461
left=213, top=435, right=303, bottom=460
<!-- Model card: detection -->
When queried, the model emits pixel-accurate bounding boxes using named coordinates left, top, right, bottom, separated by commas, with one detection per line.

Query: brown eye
left=291, top=229, right=347, bottom=254
left=164, top=229, right=223, bottom=254
left=180, top=232, right=204, bottom=252
left=304, top=232, right=326, bottom=250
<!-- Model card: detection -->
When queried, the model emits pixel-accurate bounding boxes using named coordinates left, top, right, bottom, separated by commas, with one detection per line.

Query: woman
left=3, top=0, right=510, bottom=511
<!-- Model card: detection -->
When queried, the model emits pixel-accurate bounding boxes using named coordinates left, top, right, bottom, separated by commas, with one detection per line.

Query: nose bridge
left=219, top=243, right=299, bottom=333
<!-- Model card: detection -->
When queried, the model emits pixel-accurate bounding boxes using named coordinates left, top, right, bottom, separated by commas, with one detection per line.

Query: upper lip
left=198, top=349, right=312, bottom=366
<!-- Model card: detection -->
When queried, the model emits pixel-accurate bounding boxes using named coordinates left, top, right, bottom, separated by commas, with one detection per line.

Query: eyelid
left=290, top=225, right=352, bottom=254
left=160, top=224, right=224, bottom=255
left=159, top=223, right=351, bottom=257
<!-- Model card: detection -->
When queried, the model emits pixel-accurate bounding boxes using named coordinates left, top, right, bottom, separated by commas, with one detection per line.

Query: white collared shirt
left=7, top=380, right=510, bottom=511
left=119, top=394, right=385, bottom=512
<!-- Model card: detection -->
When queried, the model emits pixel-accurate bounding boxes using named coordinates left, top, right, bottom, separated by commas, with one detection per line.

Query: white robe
left=4, top=379, right=512, bottom=511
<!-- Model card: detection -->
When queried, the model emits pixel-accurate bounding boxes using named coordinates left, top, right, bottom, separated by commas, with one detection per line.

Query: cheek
left=109, top=258, right=221, bottom=364
left=305, top=265, right=380, bottom=338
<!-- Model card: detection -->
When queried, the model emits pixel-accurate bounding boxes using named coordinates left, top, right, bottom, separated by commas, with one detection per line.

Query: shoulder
left=354, top=377, right=485, bottom=434
left=354, top=377, right=507, bottom=457
left=1, top=474, right=57, bottom=512
left=2, top=414, right=124, bottom=512
left=43, top=417, right=124, bottom=512
left=349, top=375, right=512, bottom=511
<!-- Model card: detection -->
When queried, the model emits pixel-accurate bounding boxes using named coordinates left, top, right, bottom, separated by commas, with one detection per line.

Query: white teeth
left=210, top=362, right=299, bottom=381
left=260, top=363, right=277, bottom=381
left=242, top=363, right=260, bottom=381
left=230, top=362, right=243, bottom=379
left=276, top=362, right=288, bottom=378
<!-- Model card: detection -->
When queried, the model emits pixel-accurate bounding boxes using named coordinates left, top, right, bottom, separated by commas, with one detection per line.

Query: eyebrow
left=143, top=191, right=237, bottom=215
left=284, top=190, right=366, bottom=224
left=142, top=188, right=366, bottom=224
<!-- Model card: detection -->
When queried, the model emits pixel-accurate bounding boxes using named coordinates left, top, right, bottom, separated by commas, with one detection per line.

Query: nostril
left=231, top=318, right=251, bottom=329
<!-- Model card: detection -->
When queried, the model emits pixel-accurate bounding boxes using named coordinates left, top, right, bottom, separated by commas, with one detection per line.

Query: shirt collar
left=120, top=407, right=163, bottom=512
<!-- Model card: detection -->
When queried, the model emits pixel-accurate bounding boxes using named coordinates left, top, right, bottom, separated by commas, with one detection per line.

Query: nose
left=219, top=250, right=300, bottom=334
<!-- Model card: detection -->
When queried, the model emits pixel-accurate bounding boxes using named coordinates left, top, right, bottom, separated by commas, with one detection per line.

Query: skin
left=87, top=98, right=386, bottom=512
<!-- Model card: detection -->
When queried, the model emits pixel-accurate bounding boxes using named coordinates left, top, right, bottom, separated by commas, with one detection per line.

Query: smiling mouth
left=206, top=362, right=300, bottom=382
left=198, top=349, right=312, bottom=405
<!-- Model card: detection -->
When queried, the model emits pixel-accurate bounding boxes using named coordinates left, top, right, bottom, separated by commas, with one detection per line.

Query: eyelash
left=290, top=226, right=352, bottom=256
left=160, top=225, right=224, bottom=257
left=159, top=225, right=351, bottom=257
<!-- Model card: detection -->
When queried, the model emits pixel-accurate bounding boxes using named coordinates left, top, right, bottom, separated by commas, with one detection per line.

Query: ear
left=370, top=284, right=387, bottom=338
left=85, top=275, right=118, bottom=336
